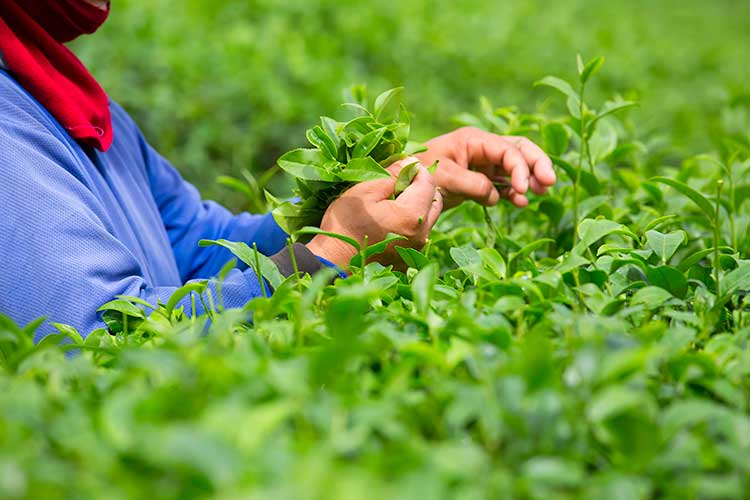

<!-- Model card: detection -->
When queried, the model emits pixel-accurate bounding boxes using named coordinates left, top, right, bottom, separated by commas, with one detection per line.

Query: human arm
left=0, top=122, right=276, bottom=341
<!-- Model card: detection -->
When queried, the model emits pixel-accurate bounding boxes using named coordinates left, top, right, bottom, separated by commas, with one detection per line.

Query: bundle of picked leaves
left=271, top=87, right=426, bottom=235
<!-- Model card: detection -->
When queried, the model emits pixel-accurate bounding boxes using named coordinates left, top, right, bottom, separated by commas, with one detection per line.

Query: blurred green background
left=73, top=0, right=749, bottom=208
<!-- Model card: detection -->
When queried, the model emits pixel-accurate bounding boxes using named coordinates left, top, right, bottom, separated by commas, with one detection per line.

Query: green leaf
left=720, top=263, right=750, bottom=298
left=534, top=76, right=580, bottom=105
left=588, top=118, right=617, bottom=163
left=557, top=253, right=590, bottom=274
left=587, top=99, right=638, bottom=132
left=522, top=457, right=584, bottom=488
left=166, top=282, right=208, bottom=318
left=337, top=157, right=391, bottom=182
left=450, top=244, right=482, bottom=270
left=644, top=230, right=687, bottom=263
left=306, top=125, right=338, bottom=159
left=50, top=323, right=84, bottom=345
left=394, top=161, right=420, bottom=196
left=587, top=386, right=652, bottom=424
left=646, top=265, right=688, bottom=299
left=295, top=227, right=360, bottom=252
left=350, top=233, right=407, bottom=267
left=352, top=127, right=386, bottom=158
left=551, top=155, right=601, bottom=194
left=374, top=87, right=404, bottom=122
left=676, top=247, right=733, bottom=272
left=277, top=148, right=339, bottom=182
left=395, top=246, right=430, bottom=269
left=411, top=263, right=438, bottom=316
left=650, top=176, right=715, bottom=221
left=577, top=219, right=636, bottom=250
left=97, top=299, right=146, bottom=318
left=510, top=238, right=555, bottom=263
left=320, top=116, right=340, bottom=145
left=642, top=214, right=678, bottom=233
left=479, top=248, right=506, bottom=279
left=199, top=239, right=284, bottom=290
left=541, top=122, right=569, bottom=156
left=580, top=55, right=605, bottom=84
left=631, top=286, right=673, bottom=308
left=216, top=175, right=255, bottom=201
left=271, top=200, right=324, bottom=236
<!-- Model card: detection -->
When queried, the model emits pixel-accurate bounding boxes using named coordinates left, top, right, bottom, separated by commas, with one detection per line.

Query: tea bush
left=2, top=53, right=749, bottom=498
left=1, top=1, right=750, bottom=498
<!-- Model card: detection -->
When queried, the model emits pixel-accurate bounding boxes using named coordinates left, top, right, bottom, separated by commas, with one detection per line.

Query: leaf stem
left=714, top=180, right=723, bottom=297
left=253, top=242, right=268, bottom=298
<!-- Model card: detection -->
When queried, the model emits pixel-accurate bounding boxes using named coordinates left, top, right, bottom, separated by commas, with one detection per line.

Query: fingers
left=437, top=160, right=500, bottom=206
left=509, top=136, right=557, bottom=187
left=503, top=187, right=529, bottom=208
left=529, top=176, right=548, bottom=196
left=426, top=188, right=444, bottom=227
left=459, top=128, right=556, bottom=198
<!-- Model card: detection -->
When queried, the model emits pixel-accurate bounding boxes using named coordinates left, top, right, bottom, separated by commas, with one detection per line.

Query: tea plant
left=1, top=58, right=749, bottom=499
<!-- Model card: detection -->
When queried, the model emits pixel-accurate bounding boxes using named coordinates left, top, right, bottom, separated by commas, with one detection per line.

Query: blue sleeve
left=141, top=140, right=288, bottom=282
left=0, top=113, right=271, bottom=342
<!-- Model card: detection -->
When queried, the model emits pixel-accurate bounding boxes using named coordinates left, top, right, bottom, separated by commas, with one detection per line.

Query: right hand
left=306, top=157, right=443, bottom=270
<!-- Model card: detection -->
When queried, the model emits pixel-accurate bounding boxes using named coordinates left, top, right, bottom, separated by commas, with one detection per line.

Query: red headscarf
left=0, top=1, right=113, bottom=151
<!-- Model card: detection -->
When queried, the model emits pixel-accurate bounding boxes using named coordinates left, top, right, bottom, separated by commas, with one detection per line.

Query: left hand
left=416, top=127, right=557, bottom=209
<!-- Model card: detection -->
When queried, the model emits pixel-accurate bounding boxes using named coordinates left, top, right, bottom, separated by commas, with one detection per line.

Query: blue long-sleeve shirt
left=0, top=68, right=291, bottom=341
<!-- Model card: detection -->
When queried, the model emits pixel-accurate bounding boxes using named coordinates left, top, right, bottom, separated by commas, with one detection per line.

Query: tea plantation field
left=1, top=0, right=749, bottom=498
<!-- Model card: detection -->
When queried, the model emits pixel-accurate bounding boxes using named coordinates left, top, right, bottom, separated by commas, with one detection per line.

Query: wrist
left=306, top=235, right=358, bottom=270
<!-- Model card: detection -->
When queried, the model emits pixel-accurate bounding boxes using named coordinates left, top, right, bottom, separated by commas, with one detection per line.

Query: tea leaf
left=394, top=161, right=420, bottom=197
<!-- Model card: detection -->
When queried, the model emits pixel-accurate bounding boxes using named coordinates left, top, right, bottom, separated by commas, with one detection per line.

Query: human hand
left=417, top=126, right=557, bottom=209
left=306, top=157, right=443, bottom=270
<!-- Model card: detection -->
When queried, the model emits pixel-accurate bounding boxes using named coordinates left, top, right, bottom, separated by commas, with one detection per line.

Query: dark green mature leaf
left=646, top=265, right=688, bottom=299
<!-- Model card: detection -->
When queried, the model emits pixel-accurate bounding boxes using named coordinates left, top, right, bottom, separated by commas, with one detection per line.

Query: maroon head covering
left=0, top=1, right=113, bottom=150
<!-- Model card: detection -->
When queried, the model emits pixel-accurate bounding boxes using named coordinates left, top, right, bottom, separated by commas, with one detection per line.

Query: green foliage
left=2, top=55, right=750, bottom=498
left=71, top=0, right=750, bottom=209
left=271, top=87, right=422, bottom=234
